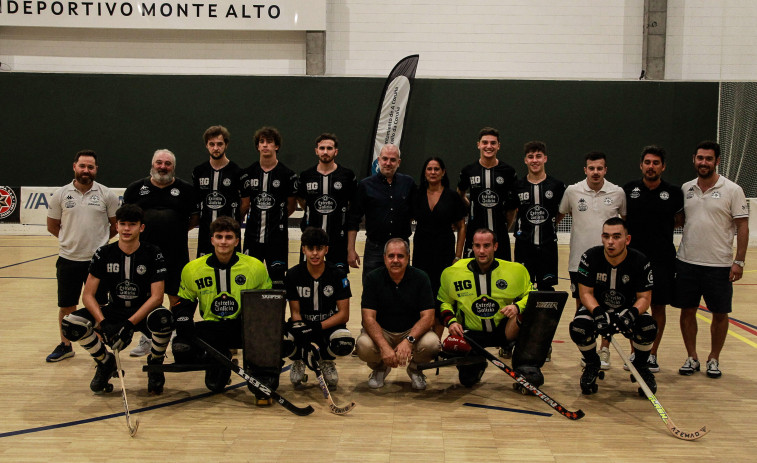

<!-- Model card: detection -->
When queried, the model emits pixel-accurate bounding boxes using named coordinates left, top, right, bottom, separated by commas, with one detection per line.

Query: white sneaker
left=599, top=347, right=611, bottom=370
left=623, top=352, right=635, bottom=371
left=129, top=334, right=152, bottom=357
left=321, top=360, right=339, bottom=388
left=290, top=360, right=306, bottom=386
left=368, top=366, right=392, bottom=389
left=706, top=358, right=722, bottom=378
left=407, top=367, right=427, bottom=391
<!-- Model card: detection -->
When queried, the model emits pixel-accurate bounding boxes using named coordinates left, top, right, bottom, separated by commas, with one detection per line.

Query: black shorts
left=673, top=260, right=733, bottom=314
left=56, top=257, right=108, bottom=308
left=244, top=237, right=288, bottom=286
left=649, top=260, right=675, bottom=306
left=569, top=271, right=581, bottom=299
left=514, top=240, right=558, bottom=289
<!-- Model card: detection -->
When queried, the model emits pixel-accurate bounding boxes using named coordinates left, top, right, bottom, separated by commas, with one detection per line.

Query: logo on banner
left=0, top=186, right=18, bottom=220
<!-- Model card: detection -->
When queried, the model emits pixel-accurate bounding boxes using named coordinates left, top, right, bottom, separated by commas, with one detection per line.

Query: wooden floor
left=2, top=235, right=757, bottom=462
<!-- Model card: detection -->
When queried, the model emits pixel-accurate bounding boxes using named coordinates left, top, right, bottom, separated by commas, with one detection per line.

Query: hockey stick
left=193, top=337, right=314, bottom=416
left=112, top=349, right=139, bottom=437
left=312, top=361, right=356, bottom=415
left=609, top=337, right=708, bottom=440
left=462, top=334, right=584, bottom=420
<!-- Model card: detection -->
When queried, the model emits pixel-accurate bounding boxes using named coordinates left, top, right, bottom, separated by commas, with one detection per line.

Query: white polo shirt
left=677, top=175, right=748, bottom=267
left=559, top=179, right=626, bottom=271
left=48, top=181, right=120, bottom=262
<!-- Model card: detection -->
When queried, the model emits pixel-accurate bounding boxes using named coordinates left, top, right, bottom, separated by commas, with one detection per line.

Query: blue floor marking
left=0, top=254, right=56, bottom=270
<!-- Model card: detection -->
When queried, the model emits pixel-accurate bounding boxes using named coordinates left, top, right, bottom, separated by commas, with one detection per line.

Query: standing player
left=242, top=126, right=298, bottom=289
left=512, top=141, right=566, bottom=291
left=46, top=150, right=119, bottom=362
left=438, top=228, right=532, bottom=387
left=296, top=133, right=357, bottom=269
left=193, top=125, right=249, bottom=256
left=61, top=204, right=173, bottom=394
left=674, top=141, right=749, bottom=379
left=623, top=146, right=683, bottom=372
left=457, top=127, right=518, bottom=261
left=124, top=149, right=199, bottom=356
left=568, top=217, right=656, bottom=395
left=558, top=151, right=626, bottom=369
left=284, top=227, right=353, bottom=389
left=173, top=217, right=274, bottom=402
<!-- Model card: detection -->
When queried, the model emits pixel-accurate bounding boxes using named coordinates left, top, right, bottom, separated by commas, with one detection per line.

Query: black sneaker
left=46, top=342, right=75, bottom=362
left=90, top=353, right=117, bottom=393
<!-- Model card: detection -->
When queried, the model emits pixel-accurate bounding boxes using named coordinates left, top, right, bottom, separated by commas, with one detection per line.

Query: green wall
left=0, top=73, right=718, bottom=189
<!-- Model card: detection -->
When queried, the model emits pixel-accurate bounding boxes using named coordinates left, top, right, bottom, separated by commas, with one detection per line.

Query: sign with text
left=0, top=0, right=325, bottom=30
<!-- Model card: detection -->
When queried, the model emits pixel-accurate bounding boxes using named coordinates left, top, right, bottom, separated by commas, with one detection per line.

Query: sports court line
left=0, top=254, right=56, bottom=270
left=696, top=312, right=757, bottom=349
left=0, top=276, right=55, bottom=280
left=698, top=306, right=757, bottom=335
left=463, top=402, right=552, bottom=417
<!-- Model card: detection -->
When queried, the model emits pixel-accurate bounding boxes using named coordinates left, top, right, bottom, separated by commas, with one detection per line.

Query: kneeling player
left=569, top=217, right=657, bottom=395
left=172, top=217, right=274, bottom=404
left=62, top=204, right=172, bottom=394
left=283, top=227, right=353, bottom=389
left=438, top=228, right=533, bottom=387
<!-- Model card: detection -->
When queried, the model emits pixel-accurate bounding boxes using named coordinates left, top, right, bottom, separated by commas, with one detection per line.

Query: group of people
left=45, top=125, right=749, bottom=404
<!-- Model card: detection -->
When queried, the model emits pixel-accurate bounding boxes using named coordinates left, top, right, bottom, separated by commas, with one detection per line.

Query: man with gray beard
left=124, top=149, right=199, bottom=308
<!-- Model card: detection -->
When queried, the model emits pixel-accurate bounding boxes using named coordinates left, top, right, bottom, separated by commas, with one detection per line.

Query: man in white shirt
left=674, top=140, right=749, bottom=379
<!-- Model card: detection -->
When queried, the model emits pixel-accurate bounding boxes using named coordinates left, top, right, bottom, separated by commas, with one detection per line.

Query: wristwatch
left=405, top=335, right=416, bottom=344
left=734, top=260, right=745, bottom=268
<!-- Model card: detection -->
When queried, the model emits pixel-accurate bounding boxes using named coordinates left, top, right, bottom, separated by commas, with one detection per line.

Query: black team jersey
left=576, top=246, right=653, bottom=311
left=89, top=241, right=167, bottom=312
left=284, top=261, right=351, bottom=323
left=512, top=175, right=566, bottom=246
left=297, top=165, right=357, bottom=242
left=623, top=178, right=683, bottom=264
left=242, top=161, right=298, bottom=245
left=458, top=161, right=518, bottom=236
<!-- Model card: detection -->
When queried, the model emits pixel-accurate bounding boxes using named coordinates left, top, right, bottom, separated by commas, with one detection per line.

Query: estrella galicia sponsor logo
left=602, top=289, right=625, bottom=309
left=477, top=189, right=499, bottom=208
left=116, top=281, right=140, bottom=300
left=254, top=192, right=275, bottom=210
left=472, top=296, right=500, bottom=317
left=211, top=293, right=238, bottom=317
left=315, top=195, right=337, bottom=214
left=206, top=191, right=226, bottom=210
left=0, top=186, right=19, bottom=221
left=526, top=205, right=548, bottom=224
left=235, top=274, right=247, bottom=285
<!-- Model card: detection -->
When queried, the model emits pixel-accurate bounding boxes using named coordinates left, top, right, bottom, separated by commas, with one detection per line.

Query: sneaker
left=599, top=347, right=611, bottom=370
left=46, top=342, right=75, bottom=362
left=407, top=367, right=427, bottom=391
left=90, top=353, right=117, bottom=393
left=623, top=352, right=636, bottom=371
left=368, top=366, right=392, bottom=389
left=129, top=335, right=152, bottom=357
left=678, top=357, right=700, bottom=376
left=706, top=358, right=722, bottom=378
left=647, top=354, right=660, bottom=373
left=290, top=360, right=306, bottom=387
left=321, top=360, right=338, bottom=388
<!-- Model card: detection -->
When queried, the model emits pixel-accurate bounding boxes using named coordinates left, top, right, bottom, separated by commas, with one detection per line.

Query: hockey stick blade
left=463, top=334, right=584, bottom=420
left=314, top=369, right=356, bottom=415
left=610, top=337, right=708, bottom=440
left=193, top=337, right=314, bottom=416
left=113, top=349, right=139, bottom=437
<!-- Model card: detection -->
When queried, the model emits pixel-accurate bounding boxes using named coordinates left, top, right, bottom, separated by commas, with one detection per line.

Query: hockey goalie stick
left=113, top=349, right=139, bottom=437
left=312, top=361, right=356, bottom=415
left=193, top=337, right=314, bottom=416
left=463, top=334, right=584, bottom=420
left=610, top=337, right=708, bottom=440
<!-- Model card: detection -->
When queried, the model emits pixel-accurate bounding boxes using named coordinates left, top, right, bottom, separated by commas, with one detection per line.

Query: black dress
left=412, top=187, right=467, bottom=296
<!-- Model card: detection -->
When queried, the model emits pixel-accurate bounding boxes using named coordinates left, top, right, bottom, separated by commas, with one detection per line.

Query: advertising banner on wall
left=0, top=186, right=21, bottom=224
left=0, top=0, right=325, bottom=30
left=18, top=186, right=125, bottom=226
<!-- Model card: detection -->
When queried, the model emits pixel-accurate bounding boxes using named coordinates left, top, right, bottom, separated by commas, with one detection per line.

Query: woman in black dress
left=413, top=156, right=467, bottom=300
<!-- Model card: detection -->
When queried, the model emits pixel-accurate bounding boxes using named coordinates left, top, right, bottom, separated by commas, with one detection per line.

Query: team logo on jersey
left=0, top=186, right=18, bottom=220
left=211, top=293, right=238, bottom=318
left=518, top=192, right=530, bottom=202
left=254, top=192, right=275, bottom=210
left=577, top=198, right=588, bottom=211
left=496, top=279, right=508, bottom=290
left=136, top=265, right=146, bottom=275
left=315, top=195, right=337, bottom=214
left=472, top=296, right=500, bottom=317
left=272, top=180, right=281, bottom=188
left=199, top=178, right=210, bottom=186
left=87, top=195, right=101, bottom=207
left=527, top=205, right=549, bottom=225
left=334, top=181, right=343, bottom=190
left=223, top=178, right=231, bottom=187
left=170, top=188, right=180, bottom=196
left=659, top=191, right=669, bottom=200
left=235, top=274, right=246, bottom=285
left=596, top=273, right=607, bottom=282
left=545, top=190, right=553, bottom=199
left=711, top=191, right=720, bottom=199
left=602, top=289, right=625, bottom=309
left=603, top=197, right=613, bottom=205
left=622, top=275, right=630, bottom=284
left=477, top=189, right=500, bottom=208
left=206, top=191, right=226, bottom=210
left=116, top=281, right=139, bottom=300
left=323, top=285, right=334, bottom=297
left=495, top=176, right=504, bottom=185
left=139, top=185, right=150, bottom=196
left=630, top=187, right=640, bottom=199
left=107, top=263, right=119, bottom=272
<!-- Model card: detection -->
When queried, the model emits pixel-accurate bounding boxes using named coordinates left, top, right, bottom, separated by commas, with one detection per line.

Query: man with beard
left=674, top=141, right=749, bottom=379
left=124, top=149, right=199, bottom=310
left=296, top=133, right=357, bottom=270
left=46, top=150, right=119, bottom=362
left=622, top=146, right=683, bottom=372
left=193, top=125, right=249, bottom=257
